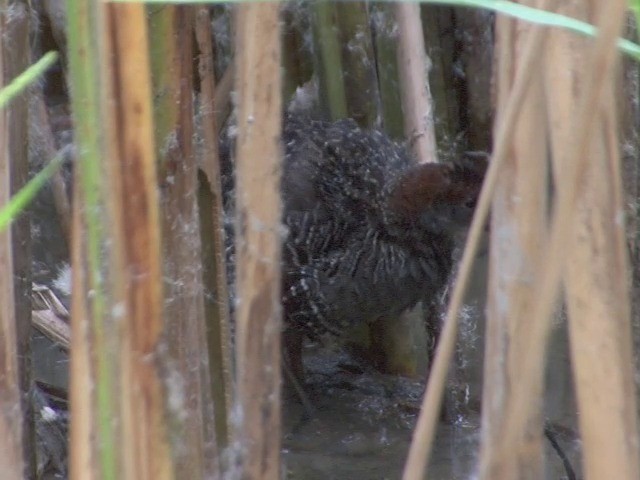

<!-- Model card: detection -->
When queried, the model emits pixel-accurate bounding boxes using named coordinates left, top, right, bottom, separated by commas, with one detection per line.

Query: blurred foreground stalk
left=0, top=0, right=35, bottom=477
left=234, top=3, right=283, bottom=479
left=546, top=2, right=640, bottom=478
left=478, top=1, right=549, bottom=476
left=148, top=5, right=220, bottom=477
left=67, top=2, right=174, bottom=479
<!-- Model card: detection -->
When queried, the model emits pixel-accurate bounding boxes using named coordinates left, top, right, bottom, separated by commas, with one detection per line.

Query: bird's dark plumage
left=279, top=116, right=485, bottom=339
left=220, top=115, right=485, bottom=381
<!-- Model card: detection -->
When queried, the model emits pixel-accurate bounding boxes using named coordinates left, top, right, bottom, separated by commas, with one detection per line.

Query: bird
left=278, top=115, right=486, bottom=379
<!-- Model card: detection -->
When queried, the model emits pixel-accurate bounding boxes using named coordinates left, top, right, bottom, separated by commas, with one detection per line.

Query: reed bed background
left=0, top=0, right=639, bottom=479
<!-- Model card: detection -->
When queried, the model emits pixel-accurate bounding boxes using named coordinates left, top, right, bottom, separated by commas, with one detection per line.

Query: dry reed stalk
left=497, top=2, right=634, bottom=476
left=69, top=3, right=176, bottom=478
left=402, top=2, right=552, bottom=477
left=395, top=2, right=437, bottom=164
left=69, top=181, right=93, bottom=479
left=0, top=24, right=26, bottom=479
left=32, top=309, right=70, bottom=350
left=477, top=1, right=549, bottom=477
left=195, top=5, right=233, bottom=451
left=101, top=4, right=174, bottom=479
left=234, top=3, right=283, bottom=478
left=67, top=0, right=111, bottom=475
left=545, top=3, right=640, bottom=478
left=148, top=6, right=216, bottom=478
left=0, top=2, right=35, bottom=476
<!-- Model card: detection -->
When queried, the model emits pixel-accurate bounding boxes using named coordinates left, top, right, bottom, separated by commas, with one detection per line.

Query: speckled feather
left=280, top=116, right=485, bottom=338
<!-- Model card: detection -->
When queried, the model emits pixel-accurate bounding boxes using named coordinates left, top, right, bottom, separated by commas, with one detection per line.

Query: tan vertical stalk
left=546, top=3, right=640, bottom=478
left=69, top=174, right=93, bottom=479
left=477, top=2, right=548, bottom=477
left=148, top=6, right=214, bottom=478
left=0, top=2, right=34, bottom=477
left=68, top=0, right=121, bottom=476
left=395, top=2, right=438, bottom=164
left=234, top=3, right=283, bottom=479
left=494, top=3, right=635, bottom=480
left=67, top=0, right=118, bottom=475
left=0, top=17, right=25, bottom=480
left=69, top=1, right=176, bottom=478
left=101, top=5, right=174, bottom=479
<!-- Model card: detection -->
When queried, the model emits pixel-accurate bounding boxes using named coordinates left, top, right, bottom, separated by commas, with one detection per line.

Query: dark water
left=281, top=322, right=581, bottom=480
left=281, top=342, right=477, bottom=480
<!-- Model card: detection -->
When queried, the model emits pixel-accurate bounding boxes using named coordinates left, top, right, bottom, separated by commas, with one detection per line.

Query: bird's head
left=384, top=155, right=487, bottom=240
